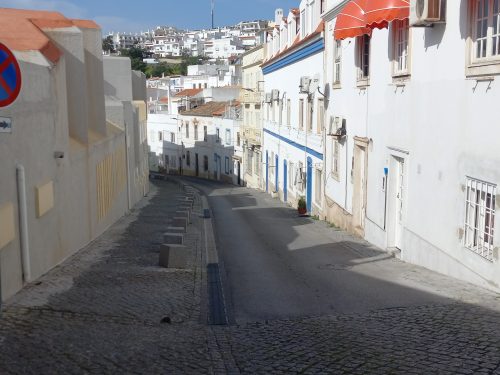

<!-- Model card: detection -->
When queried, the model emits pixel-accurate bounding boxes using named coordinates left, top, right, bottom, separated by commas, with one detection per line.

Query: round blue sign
left=0, top=43, right=22, bottom=108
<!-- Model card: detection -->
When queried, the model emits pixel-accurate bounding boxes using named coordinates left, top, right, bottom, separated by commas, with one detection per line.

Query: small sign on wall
left=0, top=117, right=12, bottom=133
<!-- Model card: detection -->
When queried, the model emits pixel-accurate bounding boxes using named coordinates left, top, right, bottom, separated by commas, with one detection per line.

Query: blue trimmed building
left=261, top=3, right=326, bottom=216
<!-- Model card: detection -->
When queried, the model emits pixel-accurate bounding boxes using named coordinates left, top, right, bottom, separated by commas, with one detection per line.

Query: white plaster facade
left=322, top=0, right=500, bottom=292
left=262, top=1, right=325, bottom=216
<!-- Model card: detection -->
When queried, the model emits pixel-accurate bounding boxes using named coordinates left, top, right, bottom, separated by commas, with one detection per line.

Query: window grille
left=464, top=177, right=496, bottom=261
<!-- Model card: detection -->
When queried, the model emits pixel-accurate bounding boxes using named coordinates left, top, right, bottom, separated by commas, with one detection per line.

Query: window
left=186, top=151, right=191, bottom=167
left=194, top=124, right=199, bottom=140
left=270, top=151, right=275, bottom=181
left=299, top=99, right=304, bottom=130
left=357, top=35, right=371, bottom=81
left=225, top=157, right=230, bottom=174
left=204, top=126, right=208, bottom=141
left=170, top=132, right=175, bottom=143
left=158, top=131, right=163, bottom=141
left=468, top=0, right=500, bottom=74
left=287, top=99, right=291, bottom=127
left=185, top=122, right=190, bottom=138
left=317, top=99, right=324, bottom=134
left=298, top=161, right=305, bottom=192
left=333, top=40, right=342, bottom=85
left=254, top=152, right=260, bottom=177
left=289, top=161, right=294, bottom=191
left=307, top=99, right=313, bottom=132
left=247, top=149, right=253, bottom=175
left=315, top=169, right=322, bottom=205
left=237, top=132, right=241, bottom=146
left=464, top=177, right=496, bottom=261
left=393, top=19, right=410, bottom=76
left=331, top=118, right=340, bottom=180
left=301, top=10, right=306, bottom=38
left=271, top=101, right=275, bottom=122
left=279, top=100, right=283, bottom=126
left=225, top=129, right=231, bottom=145
left=204, top=155, right=209, bottom=171
left=216, top=128, right=220, bottom=142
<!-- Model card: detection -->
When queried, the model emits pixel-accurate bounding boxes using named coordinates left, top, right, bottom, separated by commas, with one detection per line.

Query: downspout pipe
left=16, top=164, right=31, bottom=283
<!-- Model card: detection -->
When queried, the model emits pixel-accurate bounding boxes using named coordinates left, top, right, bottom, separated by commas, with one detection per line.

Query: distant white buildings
left=107, top=19, right=271, bottom=60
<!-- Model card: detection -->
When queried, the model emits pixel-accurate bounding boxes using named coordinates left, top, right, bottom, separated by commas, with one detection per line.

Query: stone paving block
left=163, top=232, right=184, bottom=245
left=159, top=244, right=187, bottom=269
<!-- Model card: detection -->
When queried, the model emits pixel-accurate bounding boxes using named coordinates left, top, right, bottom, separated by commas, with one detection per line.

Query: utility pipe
left=16, top=165, right=31, bottom=283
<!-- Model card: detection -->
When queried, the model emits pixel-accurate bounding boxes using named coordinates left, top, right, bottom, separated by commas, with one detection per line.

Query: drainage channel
left=207, top=263, right=228, bottom=325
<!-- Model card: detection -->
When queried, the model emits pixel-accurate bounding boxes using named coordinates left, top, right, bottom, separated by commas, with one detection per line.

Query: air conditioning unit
left=265, top=93, right=272, bottom=103
left=410, top=0, right=446, bottom=27
left=328, top=116, right=346, bottom=138
left=272, top=89, right=280, bottom=101
left=299, top=76, right=311, bottom=94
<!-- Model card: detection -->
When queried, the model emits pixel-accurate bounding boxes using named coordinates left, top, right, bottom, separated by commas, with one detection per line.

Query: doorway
left=237, top=161, right=241, bottom=185
left=283, top=160, right=288, bottom=202
left=388, top=154, right=406, bottom=250
left=195, top=153, right=199, bottom=177
left=352, top=138, right=369, bottom=236
left=306, top=157, right=312, bottom=213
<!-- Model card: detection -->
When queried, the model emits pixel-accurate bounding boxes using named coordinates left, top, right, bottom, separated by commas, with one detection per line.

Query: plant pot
left=298, top=207, right=307, bottom=215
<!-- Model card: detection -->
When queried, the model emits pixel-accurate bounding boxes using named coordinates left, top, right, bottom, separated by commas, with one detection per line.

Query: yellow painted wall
left=96, top=148, right=126, bottom=220
left=0, top=203, right=15, bottom=250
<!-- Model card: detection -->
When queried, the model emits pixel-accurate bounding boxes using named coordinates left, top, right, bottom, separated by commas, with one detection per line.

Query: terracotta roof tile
left=174, top=88, right=203, bottom=98
left=0, top=8, right=101, bottom=64
left=180, top=101, right=239, bottom=117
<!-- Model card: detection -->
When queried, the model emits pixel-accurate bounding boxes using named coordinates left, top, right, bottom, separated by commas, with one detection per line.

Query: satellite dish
left=309, top=73, right=320, bottom=94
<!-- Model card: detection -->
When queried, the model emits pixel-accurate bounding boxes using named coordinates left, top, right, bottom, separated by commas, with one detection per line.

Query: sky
left=0, top=0, right=300, bottom=33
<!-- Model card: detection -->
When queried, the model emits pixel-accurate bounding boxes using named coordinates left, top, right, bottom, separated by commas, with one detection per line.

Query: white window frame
left=317, top=98, right=324, bottom=134
left=330, top=117, right=340, bottom=181
left=225, top=129, right=231, bottom=145
left=333, top=39, right=342, bottom=87
left=314, top=168, right=322, bottom=206
left=289, top=161, right=295, bottom=192
left=464, top=177, right=496, bottom=261
left=467, top=0, right=500, bottom=76
left=287, top=99, right=291, bottom=127
left=299, top=98, right=304, bottom=130
left=392, top=19, right=411, bottom=77
left=356, top=34, right=371, bottom=84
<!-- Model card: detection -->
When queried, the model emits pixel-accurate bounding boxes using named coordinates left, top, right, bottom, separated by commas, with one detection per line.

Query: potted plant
left=297, top=196, right=307, bottom=216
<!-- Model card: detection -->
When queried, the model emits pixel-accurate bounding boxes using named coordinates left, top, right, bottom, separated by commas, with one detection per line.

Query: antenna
left=211, top=0, right=215, bottom=29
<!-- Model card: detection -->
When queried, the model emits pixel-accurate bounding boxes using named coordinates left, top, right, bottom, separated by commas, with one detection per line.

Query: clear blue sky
left=0, top=0, right=299, bottom=33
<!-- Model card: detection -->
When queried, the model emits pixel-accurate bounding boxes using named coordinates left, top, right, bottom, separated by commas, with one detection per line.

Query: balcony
left=239, top=90, right=263, bottom=104
left=241, top=125, right=262, bottom=145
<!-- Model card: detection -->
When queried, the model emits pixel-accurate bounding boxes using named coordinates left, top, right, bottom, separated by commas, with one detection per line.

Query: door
left=266, top=151, right=269, bottom=193
left=283, top=160, right=288, bottom=202
left=275, top=154, right=279, bottom=192
left=195, top=153, right=199, bottom=177
left=237, top=162, right=241, bottom=185
left=306, top=157, right=313, bottom=213
left=394, top=157, right=405, bottom=249
left=352, top=141, right=368, bottom=235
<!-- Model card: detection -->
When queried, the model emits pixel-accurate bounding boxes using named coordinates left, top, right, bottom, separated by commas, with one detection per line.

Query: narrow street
left=1, top=178, right=500, bottom=374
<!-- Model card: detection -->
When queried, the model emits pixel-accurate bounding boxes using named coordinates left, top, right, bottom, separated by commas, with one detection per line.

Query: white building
left=261, top=4, right=325, bottom=215
left=321, top=0, right=500, bottom=292
left=241, top=45, right=265, bottom=190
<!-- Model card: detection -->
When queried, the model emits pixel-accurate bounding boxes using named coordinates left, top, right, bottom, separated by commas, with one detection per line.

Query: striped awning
left=334, top=0, right=410, bottom=40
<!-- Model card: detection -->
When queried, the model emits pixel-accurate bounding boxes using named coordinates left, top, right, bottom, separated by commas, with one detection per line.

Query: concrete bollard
left=171, top=217, right=188, bottom=230
left=163, top=233, right=184, bottom=245
left=176, top=210, right=191, bottom=223
left=159, top=244, right=187, bottom=269
left=166, top=226, right=185, bottom=234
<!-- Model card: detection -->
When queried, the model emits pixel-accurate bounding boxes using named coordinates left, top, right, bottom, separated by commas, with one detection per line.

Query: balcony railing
left=239, top=90, right=263, bottom=103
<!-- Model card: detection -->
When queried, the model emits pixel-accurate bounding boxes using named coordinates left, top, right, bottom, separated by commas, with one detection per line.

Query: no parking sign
left=0, top=42, right=21, bottom=108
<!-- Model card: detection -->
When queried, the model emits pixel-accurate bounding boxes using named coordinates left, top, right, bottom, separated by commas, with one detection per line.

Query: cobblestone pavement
left=0, top=180, right=218, bottom=374
left=2, top=178, right=500, bottom=374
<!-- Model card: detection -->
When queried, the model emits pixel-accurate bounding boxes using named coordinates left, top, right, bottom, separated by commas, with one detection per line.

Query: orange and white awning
left=334, top=0, right=410, bottom=40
